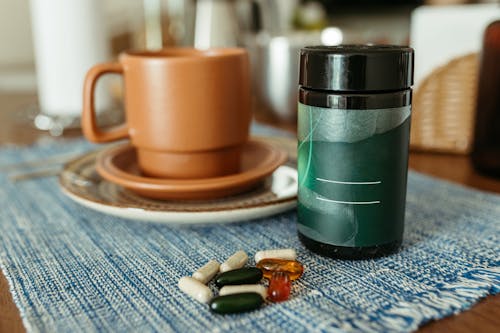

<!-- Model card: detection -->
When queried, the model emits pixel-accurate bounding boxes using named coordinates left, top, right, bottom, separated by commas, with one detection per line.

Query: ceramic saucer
left=59, top=136, right=298, bottom=225
left=95, top=139, right=287, bottom=200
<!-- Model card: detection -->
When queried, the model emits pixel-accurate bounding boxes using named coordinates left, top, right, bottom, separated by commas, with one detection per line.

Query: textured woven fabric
left=1, top=130, right=499, bottom=333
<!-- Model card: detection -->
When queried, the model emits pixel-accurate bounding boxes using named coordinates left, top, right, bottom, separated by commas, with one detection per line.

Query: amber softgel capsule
left=256, top=258, right=304, bottom=281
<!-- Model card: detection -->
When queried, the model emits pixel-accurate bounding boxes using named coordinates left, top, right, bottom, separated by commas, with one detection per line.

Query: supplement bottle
left=297, top=45, right=414, bottom=259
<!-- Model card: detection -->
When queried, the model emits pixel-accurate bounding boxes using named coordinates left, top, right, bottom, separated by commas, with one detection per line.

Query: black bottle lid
left=299, top=45, right=414, bottom=92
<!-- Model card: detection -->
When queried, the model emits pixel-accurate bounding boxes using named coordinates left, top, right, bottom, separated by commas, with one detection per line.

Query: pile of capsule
left=178, top=248, right=304, bottom=314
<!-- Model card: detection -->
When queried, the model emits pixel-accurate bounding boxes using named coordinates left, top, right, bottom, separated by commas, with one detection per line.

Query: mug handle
left=82, top=62, right=128, bottom=143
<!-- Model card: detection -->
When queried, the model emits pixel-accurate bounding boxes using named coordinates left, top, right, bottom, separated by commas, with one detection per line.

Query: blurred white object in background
left=194, top=0, right=238, bottom=49
left=411, top=3, right=500, bottom=87
left=321, top=27, right=343, bottom=46
left=30, top=0, right=111, bottom=119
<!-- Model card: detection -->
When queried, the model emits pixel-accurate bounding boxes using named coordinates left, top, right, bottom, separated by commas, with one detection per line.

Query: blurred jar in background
left=472, top=20, right=500, bottom=177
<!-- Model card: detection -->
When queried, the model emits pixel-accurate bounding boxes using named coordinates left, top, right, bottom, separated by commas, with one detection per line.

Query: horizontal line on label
left=316, top=196, right=381, bottom=205
left=316, top=177, right=381, bottom=185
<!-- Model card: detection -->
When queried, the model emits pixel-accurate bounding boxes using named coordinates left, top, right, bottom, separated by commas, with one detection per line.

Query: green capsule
left=210, top=292, right=263, bottom=314
left=215, top=267, right=263, bottom=287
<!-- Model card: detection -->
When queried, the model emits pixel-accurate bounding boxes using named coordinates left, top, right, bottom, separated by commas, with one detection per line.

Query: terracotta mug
left=82, top=48, right=252, bottom=179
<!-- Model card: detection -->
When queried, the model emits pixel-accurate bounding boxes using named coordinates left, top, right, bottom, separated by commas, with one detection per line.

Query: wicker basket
left=411, top=53, right=479, bottom=154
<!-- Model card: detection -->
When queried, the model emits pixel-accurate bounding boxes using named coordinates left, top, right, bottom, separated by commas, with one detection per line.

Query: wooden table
left=0, top=92, right=499, bottom=333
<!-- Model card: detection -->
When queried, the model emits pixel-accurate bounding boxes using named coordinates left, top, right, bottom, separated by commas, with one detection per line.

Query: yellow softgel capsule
left=256, top=258, right=304, bottom=281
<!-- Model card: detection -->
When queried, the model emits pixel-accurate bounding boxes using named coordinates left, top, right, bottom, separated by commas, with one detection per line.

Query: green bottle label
left=297, top=102, right=411, bottom=247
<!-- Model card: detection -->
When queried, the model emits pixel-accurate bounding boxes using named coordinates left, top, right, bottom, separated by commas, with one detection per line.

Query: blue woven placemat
left=1, top=129, right=499, bottom=332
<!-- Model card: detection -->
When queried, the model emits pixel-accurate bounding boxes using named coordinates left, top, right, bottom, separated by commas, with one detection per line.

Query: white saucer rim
left=61, top=185, right=296, bottom=225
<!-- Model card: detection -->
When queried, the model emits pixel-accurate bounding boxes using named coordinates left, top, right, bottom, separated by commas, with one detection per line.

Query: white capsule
left=220, top=250, right=248, bottom=273
left=192, top=260, right=220, bottom=284
left=219, top=284, right=268, bottom=300
left=254, top=248, right=297, bottom=263
left=178, top=276, right=213, bottom=303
